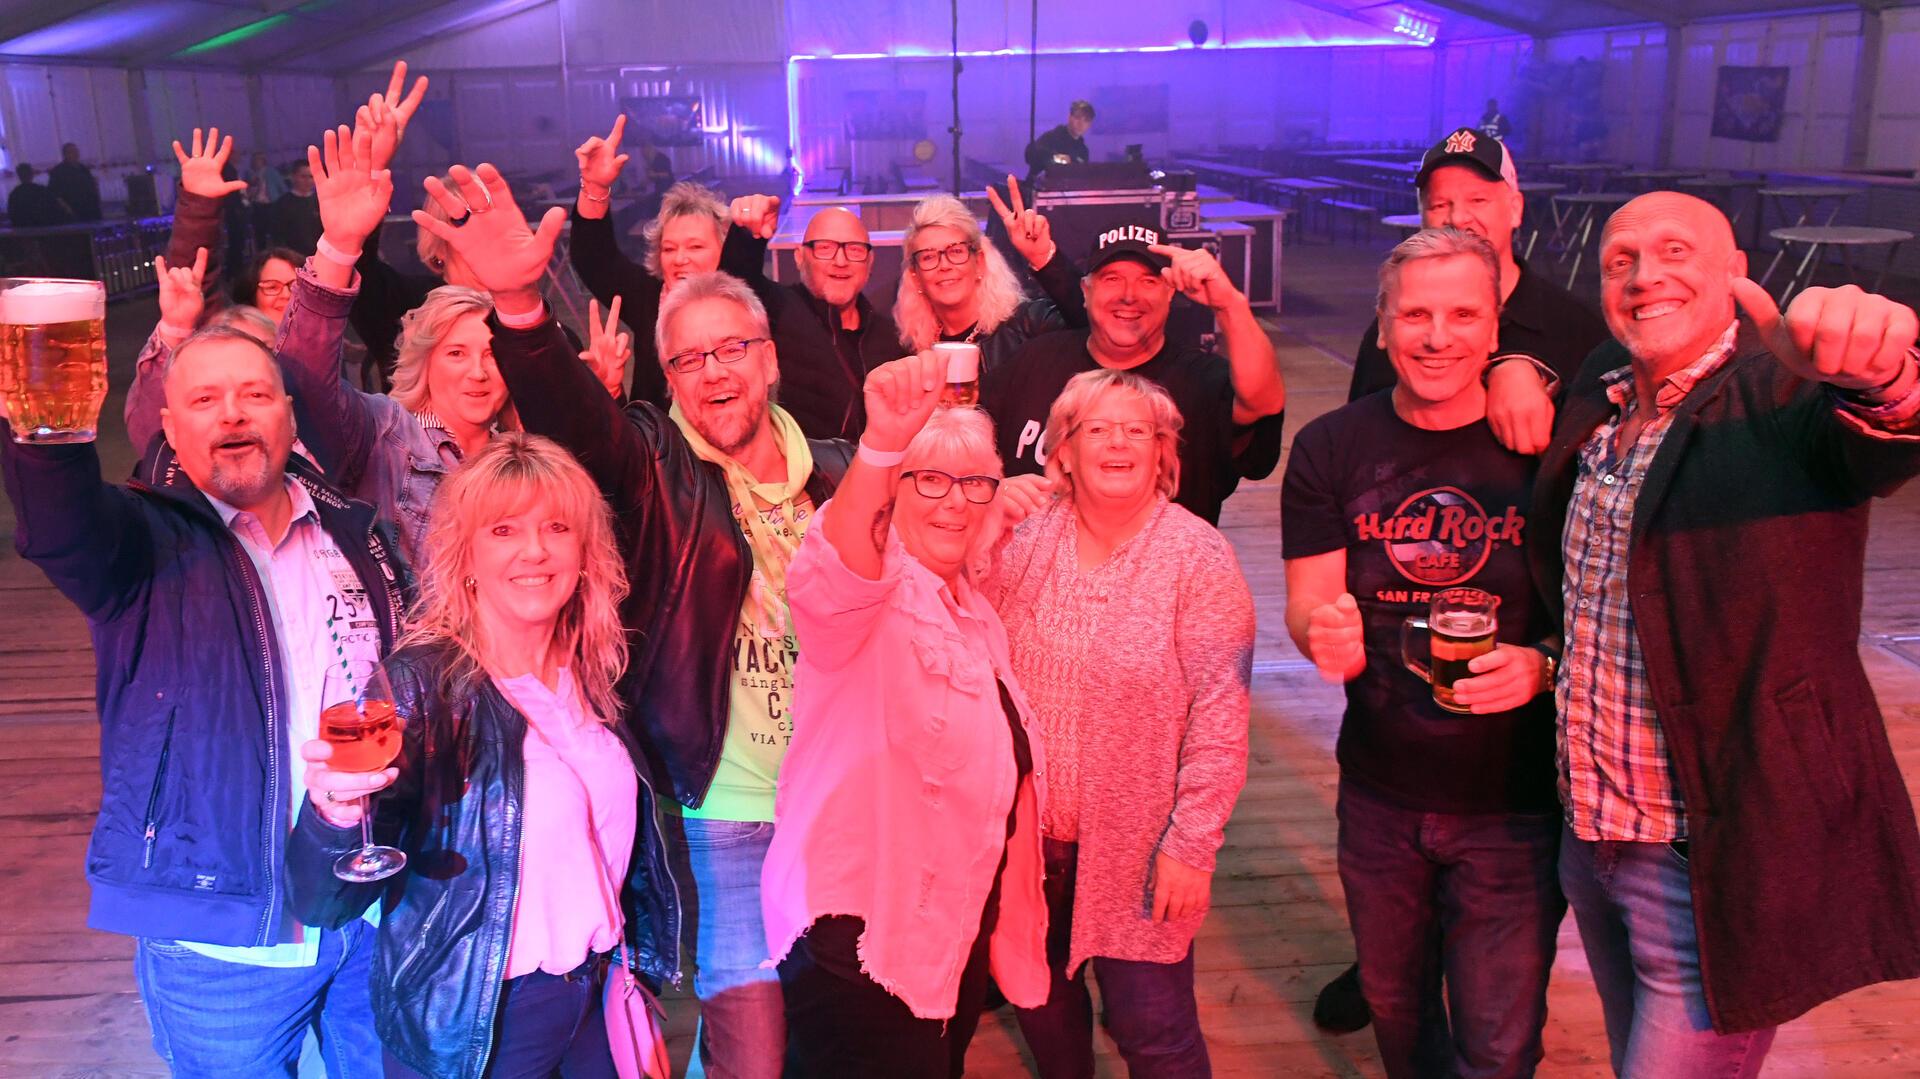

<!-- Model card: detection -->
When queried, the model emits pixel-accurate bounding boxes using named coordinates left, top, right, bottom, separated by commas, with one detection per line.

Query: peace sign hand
left=172, top=127, right=248, bottom=200
left=985, top=174, right=1055, bottom=270
left=361, top=60, right=430, bottom=171
left=413, top=163, right=566, bottom=296
left=578, top=296, right=633, bottom=399
left=1733, top=278, right=1919, bottom=395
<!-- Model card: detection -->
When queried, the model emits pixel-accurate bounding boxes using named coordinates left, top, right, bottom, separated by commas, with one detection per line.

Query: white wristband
left=494, top=298, right=547, bottom=328
left=315, top=235, right=362, bottom=267
left=856, top=441, right=907, bottom=467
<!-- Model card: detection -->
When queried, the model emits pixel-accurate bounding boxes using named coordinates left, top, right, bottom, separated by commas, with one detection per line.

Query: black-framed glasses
left=901, top=469, right=1001, bottom=504
left=254, top=280, right=292, bottom=297
left=1074, top=419, right=1157, bottom=442
left=909, top=242, right=976, bottom=271
left=666, top=337, right=766, bottom=375
left=803, top=239, right=872, bottom=263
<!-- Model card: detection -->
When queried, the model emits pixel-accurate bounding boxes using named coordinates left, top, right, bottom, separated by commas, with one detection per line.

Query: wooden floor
left=4, top=239, right=1920, bottom=1077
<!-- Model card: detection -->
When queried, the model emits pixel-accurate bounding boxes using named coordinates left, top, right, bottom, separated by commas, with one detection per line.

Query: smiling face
left=1060, top=386, right=1159, bottom=508
left=423, top=311, right=507, bottom=432
left=1600, top=192, right=1745, bottom=378
left=254, top=257, right=297, bottom=325
left=468, top=495, right=584, bottom=643
left=160, top=337, right=296, bottom=511
left=798, top=208, right=873, bottom=308
left=1379, top=253, right=1500, bottom=412
left=1420, top=165, right=1522, bottom=263
left=662, top=295, right=778, bottom=455
left=658, top=213, right=723, bottom=286
left=894, top=450, right=1002, bottom=583
left=907, top=223, right=983, bottom=314
left=1084, top=258, right=1173, bottom=359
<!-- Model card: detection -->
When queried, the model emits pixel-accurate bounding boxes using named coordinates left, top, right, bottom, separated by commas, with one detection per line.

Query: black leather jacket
left=285, top=641, right=681, bottom=1079
left=488, top=314, right=853, bottom=808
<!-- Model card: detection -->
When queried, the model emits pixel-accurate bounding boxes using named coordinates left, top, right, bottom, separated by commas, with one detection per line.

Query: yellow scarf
left=669, top=402, right=815, bottom=640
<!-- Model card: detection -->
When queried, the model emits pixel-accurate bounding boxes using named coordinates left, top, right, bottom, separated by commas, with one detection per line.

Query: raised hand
left=985, top=174, right=1055, bottom=270
left=730, top=194, right=781, bottom=241
left=359, top=60, right=429, bottom=171
left=1733, top=279, right=1919, bottom=395
left=172, top=127, right=248, bottom=200
left=413, top=163, right=567, bottom=299
left=153, top=248, right=208, bottom=335
left=578, top=296, right=632, bottom=399
left=310, top=124, right=393, bottom=252
left=1450, top=644, right=1549, bottom=714
left=1148, top=243, right=1241, bottom=310
left=576, top=114, right=630, bottom=192
left=1306, top=592, right=1366, bottom=684
left=861, top=351, right=945, bottom=453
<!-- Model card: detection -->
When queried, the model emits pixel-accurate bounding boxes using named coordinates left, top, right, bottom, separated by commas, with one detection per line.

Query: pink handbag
left=604, top=944, right=671, bottom=1079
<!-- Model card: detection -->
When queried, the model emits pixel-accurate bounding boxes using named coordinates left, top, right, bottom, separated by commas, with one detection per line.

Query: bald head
left=797, top=207, right=874, bottom=308
left=1599, top=191, right=1747, bottom=378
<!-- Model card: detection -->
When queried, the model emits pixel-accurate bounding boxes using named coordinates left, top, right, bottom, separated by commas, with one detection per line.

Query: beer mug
left=934, top=341, right=980, bottom=408
left=1401, top=587, right=1499, bottom=714
left=0, top=278, right=108, bottom=444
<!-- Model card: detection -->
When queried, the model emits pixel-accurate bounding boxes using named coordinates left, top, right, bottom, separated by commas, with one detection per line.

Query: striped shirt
left=1558, top=322, right=1739, bottom=842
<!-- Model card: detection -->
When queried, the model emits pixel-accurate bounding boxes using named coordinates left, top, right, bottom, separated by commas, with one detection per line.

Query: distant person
left=247, top=150, right=288, bottom=249
left=1024, top=100, right=1095, bottom=183
left=48, top=142, right=102, bottom=221
left=268, top=159, right=322, bottom=254
left=7, top=165, right=69, bottom=228
left=1479, top=98, right=1509, bottom=141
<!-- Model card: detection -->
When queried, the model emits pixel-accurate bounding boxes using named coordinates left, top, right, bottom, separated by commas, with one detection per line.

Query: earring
left=463, top=576, right=476, bottom=592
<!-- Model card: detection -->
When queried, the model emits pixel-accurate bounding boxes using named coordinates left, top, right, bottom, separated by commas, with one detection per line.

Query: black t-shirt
left=1281, top=391, right=1556, bottom=815
left=1347, top=258, right=1609, bottom=403
left=982, top=328, right=1284, bottom=526
left=1024, top=124, right=1090, bottom=181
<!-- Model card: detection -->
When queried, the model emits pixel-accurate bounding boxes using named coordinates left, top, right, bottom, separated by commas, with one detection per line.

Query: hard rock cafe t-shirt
left=1281, top=391, right=1556, bottom=815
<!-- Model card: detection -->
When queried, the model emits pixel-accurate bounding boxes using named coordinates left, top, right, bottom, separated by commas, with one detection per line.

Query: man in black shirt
left=7, top=165, right=68, bottom=228
left=1024, top=100, right=1095, bottom=183
left=268, top=160, right=322, bottom=255
left=1347, top=127, right=1608, bottom=455
left=723, top=195, right=902, bottom=442
left=982, top=218, right=1284, bottom=525
left=1284, top=228, right=1563, bottom=1079
left=48, top=143, right=102, bottom=221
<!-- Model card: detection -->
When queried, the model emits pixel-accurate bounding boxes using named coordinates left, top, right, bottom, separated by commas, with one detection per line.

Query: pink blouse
left=496, top=669, right=638, bottom=979
left=761, top=499, right=1050, bottom=1020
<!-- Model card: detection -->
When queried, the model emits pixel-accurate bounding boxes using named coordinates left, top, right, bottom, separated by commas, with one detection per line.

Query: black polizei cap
left=1087, top=220, right=1172, bottom=273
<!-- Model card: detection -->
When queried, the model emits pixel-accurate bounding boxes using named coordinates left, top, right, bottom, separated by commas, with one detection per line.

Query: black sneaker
left=1312, top=963, right=1371, bottom=1033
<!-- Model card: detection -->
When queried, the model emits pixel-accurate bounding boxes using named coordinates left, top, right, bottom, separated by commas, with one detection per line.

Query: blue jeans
left=133, top=919, right=381, bottom=1079
left=381, top=963, right=615, bottom=1079
left=1013, top=840, right=1210, bottom=1079
left=1336, top=781, right=1564, bottom=1079
left=674, top=816, right=784, bottom=1079
left=1558, top=829, right=1777, bottom=1078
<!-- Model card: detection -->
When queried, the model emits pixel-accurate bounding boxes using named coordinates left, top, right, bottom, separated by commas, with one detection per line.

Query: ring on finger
left=463, top=183, right=496, bottom=216
left=324, top=789, right=339, bottom=803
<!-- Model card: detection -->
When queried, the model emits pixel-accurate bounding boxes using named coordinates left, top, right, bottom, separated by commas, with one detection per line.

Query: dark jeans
left=1014, top=839, right=1210, bottom=1078
left=383, top=961, right=616, bottom=1079
left=1336, top=780, right=1564, bottom=1079
left=778, top=914, right=994, bottom=1079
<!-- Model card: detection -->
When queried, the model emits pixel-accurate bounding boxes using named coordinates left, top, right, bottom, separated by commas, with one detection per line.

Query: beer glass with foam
left=0, top=278, right=108, bottom=444
left=1401, top=587, right=1499, bottom=714
left=934, top=341, right=980, bottom=408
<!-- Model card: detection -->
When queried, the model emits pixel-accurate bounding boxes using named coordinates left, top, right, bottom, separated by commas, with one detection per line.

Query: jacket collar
left=134, top=438, right=390, bottom=555
left=799, top=283, right=875, bottom=336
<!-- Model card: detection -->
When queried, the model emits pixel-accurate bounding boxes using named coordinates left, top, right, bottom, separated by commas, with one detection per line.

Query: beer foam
left=0, top=281, right=104, bottom=325
left=933, top=341, right=979, bottom=381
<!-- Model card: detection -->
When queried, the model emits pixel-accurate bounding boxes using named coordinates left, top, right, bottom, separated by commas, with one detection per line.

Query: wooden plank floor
left=4, top=248, right=1920, bottom=1076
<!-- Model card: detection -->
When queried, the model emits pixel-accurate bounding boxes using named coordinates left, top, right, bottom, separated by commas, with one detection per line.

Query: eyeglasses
left=1075, top=419, right=1157, bottom=442
left=909, top=242, right=976, bottom=272
left=666, top=337, right=766, bottom=375
left=803, top=239, right=872, bottom=263
left=254, top=280, right=292, bottom=297
left=901, top=469, right=1001, bottom=504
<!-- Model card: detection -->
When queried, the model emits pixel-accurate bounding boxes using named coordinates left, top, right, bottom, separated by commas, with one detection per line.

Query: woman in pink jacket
left=762, top=352, right=1049, bottom=1079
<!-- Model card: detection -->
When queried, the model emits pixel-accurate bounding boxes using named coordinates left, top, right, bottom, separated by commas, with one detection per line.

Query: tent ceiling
left=0, top=0, right=1893, bottom=71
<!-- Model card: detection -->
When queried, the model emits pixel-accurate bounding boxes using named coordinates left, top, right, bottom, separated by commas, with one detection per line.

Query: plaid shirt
left=1557, top=322, right=1740, bottom=841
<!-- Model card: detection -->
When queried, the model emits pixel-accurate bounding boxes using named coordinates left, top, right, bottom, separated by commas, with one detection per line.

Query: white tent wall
left=1872, top=8, right=1920, bottom=172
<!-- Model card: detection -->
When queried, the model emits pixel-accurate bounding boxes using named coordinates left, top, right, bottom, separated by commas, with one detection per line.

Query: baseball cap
left=1087, top=219, right=1172, bottom=273
left=1416, top=127, right=1519, bottom=193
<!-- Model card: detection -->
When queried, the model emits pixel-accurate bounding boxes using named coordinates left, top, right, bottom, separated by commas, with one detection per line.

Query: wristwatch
left=1530, top=643, right=1559, bottom=694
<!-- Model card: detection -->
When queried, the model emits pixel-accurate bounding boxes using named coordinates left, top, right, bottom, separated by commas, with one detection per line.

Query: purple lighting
left=0, top=1, right=206, bottom=58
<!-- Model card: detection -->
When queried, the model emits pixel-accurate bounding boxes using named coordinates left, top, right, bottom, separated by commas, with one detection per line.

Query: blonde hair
left=1041, top=369, right=1182, bottom=501
left=400, top=434, right=629, bottom=723
left=390, top=286, right=516, bottom=431
left=893, top=195, right=1028, bottom=352
left=901, top=406, right=1002, bottom=478
left=642, top=181, right=729, bottom=277
left=415, top=178, right=461, bottom=271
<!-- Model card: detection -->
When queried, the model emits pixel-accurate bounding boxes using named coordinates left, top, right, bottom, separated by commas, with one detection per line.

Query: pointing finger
left=608, top=112, right=627, bottom=147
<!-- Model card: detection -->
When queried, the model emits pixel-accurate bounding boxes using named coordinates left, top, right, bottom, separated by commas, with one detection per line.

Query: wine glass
left=320, top=660, right=407, bottom=882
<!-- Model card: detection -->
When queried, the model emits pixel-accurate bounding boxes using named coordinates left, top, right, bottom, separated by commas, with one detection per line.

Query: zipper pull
left=142, top=824, right=157, bottom=869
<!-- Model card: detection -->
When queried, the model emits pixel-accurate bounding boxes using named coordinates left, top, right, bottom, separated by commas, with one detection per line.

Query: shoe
left=1312, top=963, right=1371, bottom=1033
